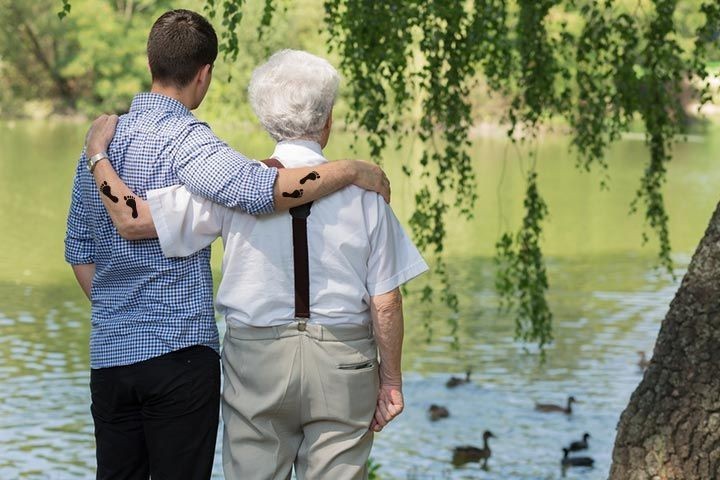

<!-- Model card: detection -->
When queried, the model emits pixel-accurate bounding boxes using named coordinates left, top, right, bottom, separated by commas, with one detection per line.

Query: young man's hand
left=85, top=114, right=119, bottom=157
left=370, top=383, right=404, bottom=432
left=350, top=160, right=391, bottom=204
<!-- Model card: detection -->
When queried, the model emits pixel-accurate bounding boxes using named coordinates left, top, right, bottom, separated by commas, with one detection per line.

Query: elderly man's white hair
left=248, top=49, right=339, bottom=143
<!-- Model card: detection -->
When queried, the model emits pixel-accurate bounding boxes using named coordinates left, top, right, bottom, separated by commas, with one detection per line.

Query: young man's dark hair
left=147, top=9, right=218, bottom=88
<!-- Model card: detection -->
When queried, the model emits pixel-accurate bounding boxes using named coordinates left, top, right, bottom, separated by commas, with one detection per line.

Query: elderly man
left=87, top=49, right=427, bottom=479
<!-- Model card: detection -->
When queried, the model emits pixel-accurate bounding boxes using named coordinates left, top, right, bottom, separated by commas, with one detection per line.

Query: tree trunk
left=610, top=203, right=720, bottom=479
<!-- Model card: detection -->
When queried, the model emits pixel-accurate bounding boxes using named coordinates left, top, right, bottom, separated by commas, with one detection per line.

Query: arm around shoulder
left=272, top=159, right=390, bottom=211
left=91, top=160, right=157, bottom=240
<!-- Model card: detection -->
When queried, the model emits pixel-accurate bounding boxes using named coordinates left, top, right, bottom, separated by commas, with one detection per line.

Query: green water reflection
left=0, top=119, right=717, bottom=479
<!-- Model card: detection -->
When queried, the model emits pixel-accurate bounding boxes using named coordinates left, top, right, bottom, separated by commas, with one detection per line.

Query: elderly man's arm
left=92, top=160, right=156, bottom=240
left=369, top=287, right=404, bottom=432
left=84, top=115, right=157, bottom=239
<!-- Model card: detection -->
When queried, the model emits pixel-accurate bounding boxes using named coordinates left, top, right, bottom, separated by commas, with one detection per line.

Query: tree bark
left=610, top=202, right=720, bottom=479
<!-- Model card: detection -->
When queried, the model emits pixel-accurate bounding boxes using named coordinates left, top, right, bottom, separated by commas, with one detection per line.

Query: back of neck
left=151, top=83, right=194, bottom=110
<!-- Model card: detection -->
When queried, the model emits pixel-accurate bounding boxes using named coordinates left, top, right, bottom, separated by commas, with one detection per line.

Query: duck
left=568, top=433, right=590, bottom=451
left=452, top=430, right=495, bottom=468
left=535, top=396, right=577, bottom=414
left=561, top=447, right=594, bottom=468
left=428, top=404, right=450, bottom=421
left=446, top=369, right=472, bottom=388
left=637, top=351, right=650, bottom=371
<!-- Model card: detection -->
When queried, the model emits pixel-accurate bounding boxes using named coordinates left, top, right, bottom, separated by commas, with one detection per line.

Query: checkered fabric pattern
left=65, top=93, right=278, bottom=369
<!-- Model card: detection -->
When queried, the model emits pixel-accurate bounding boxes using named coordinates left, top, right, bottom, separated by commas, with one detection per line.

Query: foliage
left=495, top=169, right=552, bottom=349
left=259, top=0, right=718, bottom=350
left=367, top=457, right=381, bottom=480
left=0, top=0, right=177, bottom=116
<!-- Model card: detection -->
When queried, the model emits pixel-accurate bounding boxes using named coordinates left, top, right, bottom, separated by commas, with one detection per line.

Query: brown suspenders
left=262, top=158, right=313, bottom=320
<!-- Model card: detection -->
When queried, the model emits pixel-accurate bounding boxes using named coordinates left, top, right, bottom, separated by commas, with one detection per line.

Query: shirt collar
left=129, top=92, right=191, bottom=116
left=270, top=140, right=327, bottom=168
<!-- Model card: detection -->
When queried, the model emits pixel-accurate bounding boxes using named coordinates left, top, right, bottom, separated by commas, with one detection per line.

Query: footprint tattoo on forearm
left=100, top=181, right=119, bottom=203
left=124, top=195, right=138, bottom=219
left=282, top=189, right=304, bottom=199
left=299, top=171, right=320, bottom=185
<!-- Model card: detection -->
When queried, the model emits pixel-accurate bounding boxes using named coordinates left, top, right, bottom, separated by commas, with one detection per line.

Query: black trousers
left=90, top=346, right=221, bottom=480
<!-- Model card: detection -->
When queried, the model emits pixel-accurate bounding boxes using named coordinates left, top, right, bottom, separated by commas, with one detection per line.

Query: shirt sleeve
left=64, top=157, right=95, bottom=265
left=147, top=185, right=228, bottom=258
left=172, top=121, right=278, bottom=215
left=366, top=195, right=429, bottom=296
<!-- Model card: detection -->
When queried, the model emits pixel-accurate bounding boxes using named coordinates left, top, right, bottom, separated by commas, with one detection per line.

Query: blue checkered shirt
left=65, top=93, right=278, bottom=369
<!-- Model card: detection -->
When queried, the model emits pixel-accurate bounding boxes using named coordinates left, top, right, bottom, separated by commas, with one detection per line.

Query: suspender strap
left=263, top=158, right=284, bottom=169
left=262, top=158, right=313, bottom=319
left=290, top=203, right=312, bottom=318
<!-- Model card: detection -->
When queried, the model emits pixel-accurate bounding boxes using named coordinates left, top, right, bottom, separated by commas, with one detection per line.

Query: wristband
left=87, top=152, right=108, bottom=173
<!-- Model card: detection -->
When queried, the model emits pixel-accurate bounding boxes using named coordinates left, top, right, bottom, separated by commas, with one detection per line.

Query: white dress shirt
left=147, top=140, right=429, bottom=328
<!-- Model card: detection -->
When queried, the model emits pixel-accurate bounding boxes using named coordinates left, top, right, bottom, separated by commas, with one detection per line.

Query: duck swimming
left=446, top=369, right=472, bottom=388
left=568, top=433, right=590, bottom=451
left=452, top=430, right=495, bottom=468
left=535, top=396, right=576, bottom=414
left=561, top=447, right=594, bottom=468
left=428, top=404, right=450, bottom=421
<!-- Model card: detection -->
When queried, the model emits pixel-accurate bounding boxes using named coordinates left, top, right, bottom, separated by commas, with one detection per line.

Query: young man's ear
left=198, top=64, right=212, bottom=85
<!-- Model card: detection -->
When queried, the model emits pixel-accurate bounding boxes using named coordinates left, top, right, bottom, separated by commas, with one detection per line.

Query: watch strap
left=87, top=152, right=108, bottom=173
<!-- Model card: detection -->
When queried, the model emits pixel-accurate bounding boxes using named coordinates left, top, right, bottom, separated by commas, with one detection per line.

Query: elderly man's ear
left=320, top=110, right=333, bottom=148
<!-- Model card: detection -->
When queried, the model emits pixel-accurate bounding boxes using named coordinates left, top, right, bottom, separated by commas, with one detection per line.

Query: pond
left=1, top=118, right=719, bottom=479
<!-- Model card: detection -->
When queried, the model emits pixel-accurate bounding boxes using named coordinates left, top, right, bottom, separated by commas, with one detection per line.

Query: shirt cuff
left=64, top=241, right=94, bottom=265
left=146, top=189, right=177, bottom=257
left=246, top=165, right=278, bottom=215
left=367, top=259, right=430, bottom=296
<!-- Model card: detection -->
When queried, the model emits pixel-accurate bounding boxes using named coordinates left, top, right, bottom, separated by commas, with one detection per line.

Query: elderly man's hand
left=85, top=114, right=119, bottom=157
left=370, top=383, right=403, bottom=432
left=351, top=161, right=391, bottom=204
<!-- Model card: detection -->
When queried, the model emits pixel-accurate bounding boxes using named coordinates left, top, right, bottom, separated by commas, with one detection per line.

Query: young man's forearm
left=71, top=263, right=95, bottom=300
left=370, top=288, right=404, bottom=386
left=273, top=160, right=390, bottom=211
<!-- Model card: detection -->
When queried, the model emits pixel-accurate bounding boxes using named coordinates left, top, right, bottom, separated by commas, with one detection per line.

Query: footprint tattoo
left=100, top=181, right=119, bottom=203
left=282, top=189, right=304, bottom=199
left=299, top=171, right=320, bottom=184
left=124, top=195, right=138, bottom=219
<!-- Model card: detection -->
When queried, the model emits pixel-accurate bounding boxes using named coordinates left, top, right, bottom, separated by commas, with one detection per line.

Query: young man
left=85, top=49, right=426, bottom=480
left=66, top=10, right=389, bottom=480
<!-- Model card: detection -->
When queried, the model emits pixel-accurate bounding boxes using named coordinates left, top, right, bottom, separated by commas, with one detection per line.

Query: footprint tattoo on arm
left=124, top=195, right=138, bottom=219
left=299, top=171, right=320, bottom=185
left=99, top=181, right=119, bottom=203
left=282, top=189, right=304, bottom=199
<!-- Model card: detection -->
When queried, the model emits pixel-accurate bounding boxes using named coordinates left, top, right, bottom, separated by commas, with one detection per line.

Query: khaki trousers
left=221, top=321, right=379, bottom=480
